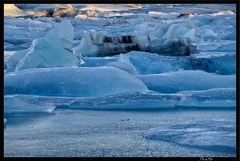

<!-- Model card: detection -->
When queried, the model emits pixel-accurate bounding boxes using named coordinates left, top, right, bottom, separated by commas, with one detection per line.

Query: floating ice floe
left=4, top=87, right=235, bottom=113
left=4, top=91, right=180, bottom=111
left=4, top=95, right=56, bottom=114
left=145, top=120, right=236, bottom=152
left=16, top=20, right=81, bottom=71
left=196, top=42, right=236, bottom=52
left=4, top=67, right=148, bottom=97
left=178, top=88, right=236, bottom=108
left=137, top=70, right=236, bottom=93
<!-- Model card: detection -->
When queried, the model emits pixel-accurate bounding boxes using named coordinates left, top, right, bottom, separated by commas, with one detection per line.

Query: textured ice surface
left=145, top=120, right=236, bottom=152
left=178, top=88, right=236, bottom=108
left=4, top=67, right=148, bottom=97
left=4, top=95, right=56, bottom=114
left=16, top=20, right=80, bottom=71
left=69, top=91, right=180, bottom=109
left=4, top=87, right=235, bottom=113
left=137, top=70, right=235, bottom=93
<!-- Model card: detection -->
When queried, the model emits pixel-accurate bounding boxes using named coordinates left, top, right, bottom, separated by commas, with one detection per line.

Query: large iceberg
left=74, top=32, right=144, bottom=57
left=145, top=120, right=236, bottom=152
left=75, top=32, right=196, bottom=57
left=4, top=67, right=148, bottom=97
left=15, top=20, right=81, bottom=71
left=137, top=70, right=236, bottom=93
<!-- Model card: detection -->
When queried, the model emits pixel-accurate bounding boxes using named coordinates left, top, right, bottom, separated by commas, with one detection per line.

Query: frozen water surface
left=4, top=3, right=236, bottom=157
left=4, top=109, right=235, bottom=157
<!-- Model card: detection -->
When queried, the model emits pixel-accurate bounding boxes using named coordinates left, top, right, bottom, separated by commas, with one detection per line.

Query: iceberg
left=145, top=120, right=236, bottom=152
left=75, top=32, right=143, bottom=57
left=162, top=23, right=189, bottom=39
left=4, top=67, right=148, bottom=97
left=147, top=37, right=197, bottom=56
left=6, top=50, right=27, bottom=72
left=16, top=20, right=81, bottom=71
left=4, top=4, right=26, bottom=17
left=137, top=70, right=236, bottom=93
left=52, top=4, right=78, bottom=17
left=79, top=51, right=236, bottom=75
left=105, top=54, right=139, bottom=75
left=76, top=32, right=196, bottom=57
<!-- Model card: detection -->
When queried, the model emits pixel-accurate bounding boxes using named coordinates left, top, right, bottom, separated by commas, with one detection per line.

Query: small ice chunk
left=105, top=54, right=139, bottom=75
